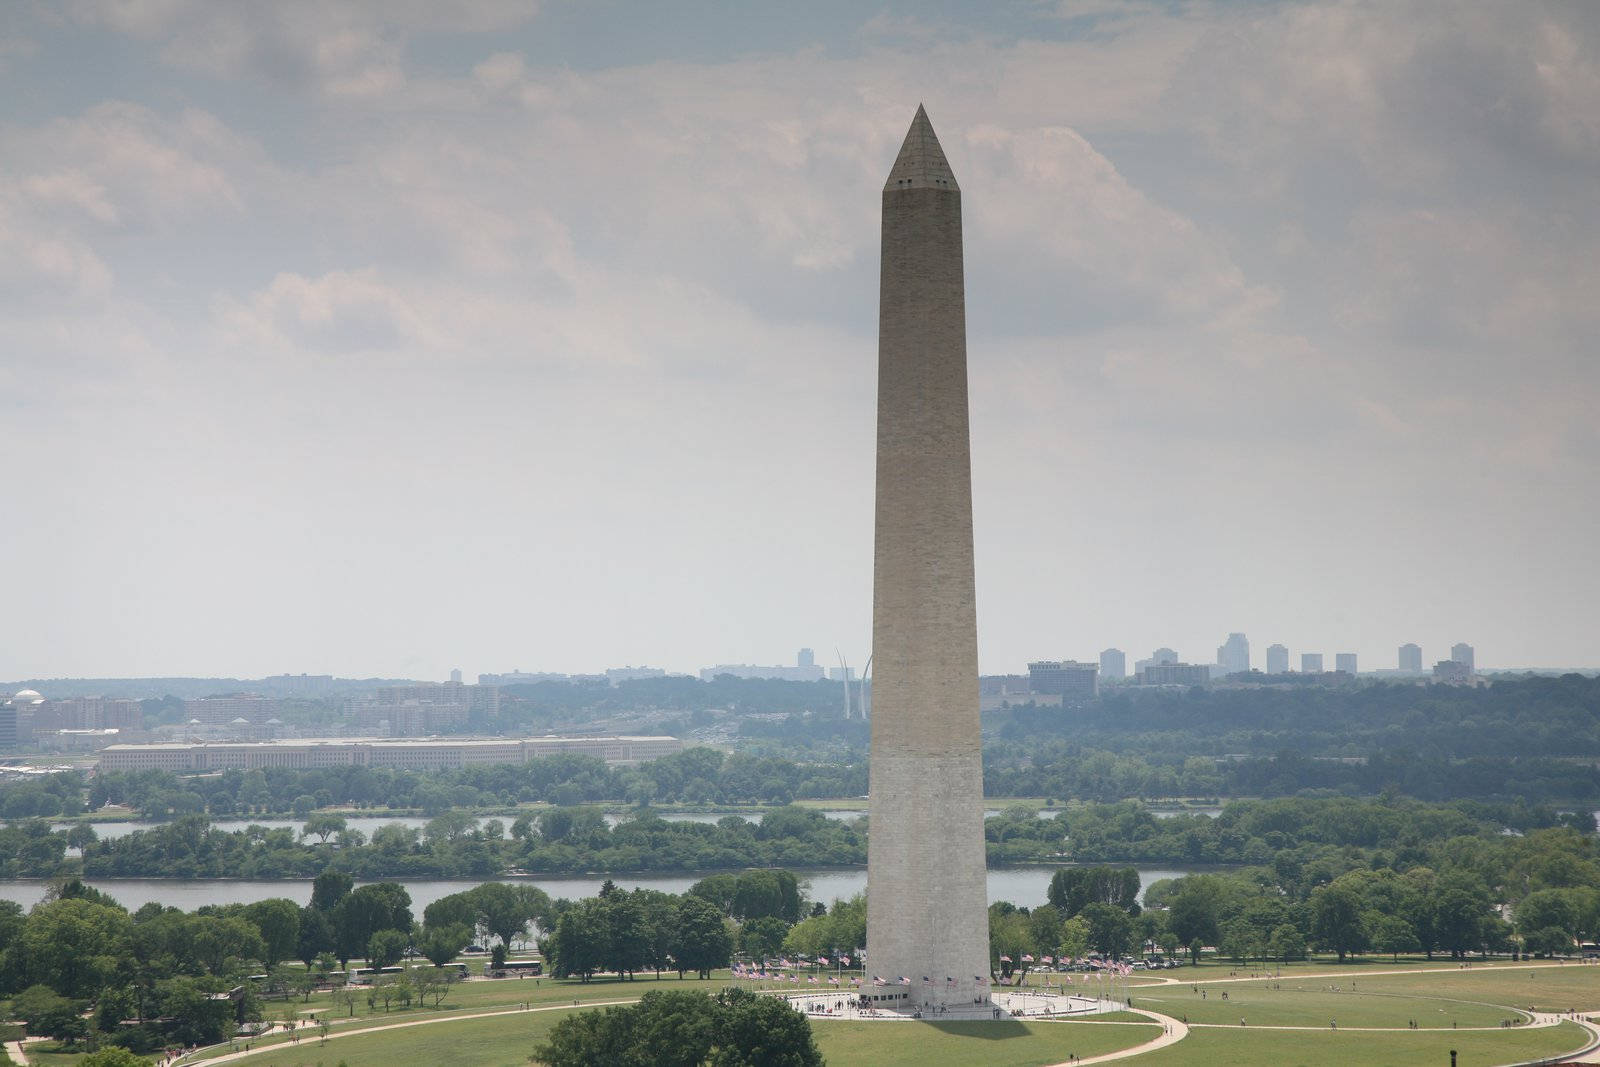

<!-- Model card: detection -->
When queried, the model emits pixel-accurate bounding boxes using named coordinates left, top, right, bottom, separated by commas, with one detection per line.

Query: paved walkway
left=4, top=1038, right=29, bottom=1066
left=1042, top=1007, right=1188, bottom=1066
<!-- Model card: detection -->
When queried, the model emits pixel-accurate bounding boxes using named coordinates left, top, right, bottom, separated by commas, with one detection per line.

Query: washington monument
left=865, top=105, right=990, bottom=1010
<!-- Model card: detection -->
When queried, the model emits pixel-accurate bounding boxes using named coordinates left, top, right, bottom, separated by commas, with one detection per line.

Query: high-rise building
left=1336, top=652, right=1358, bottom=675
left=1433, top=660, right=1473, bottom=684
left=797, top=648, right=816, bottom=668
left=449, top=668, right=463, bottom=685
left=1451, top=643, right=1475, bottom=672
left=1266, top=644, right=1289, bottom=675
left=1099, top=648, right=1126, bottom=681
left=1301, top=653, right=1324, bottom=674
left=865, top=106, right=988, bottom=1012
left=1135, top=662, right=1211, bottom=686
left=1134, top=647, right=1179, bottom=674
left=1398, top=644, right=1422, bottom=672
left=1217, top=633, right=1250, bottom=676
left=1027, top=660, right=1099, bottom=700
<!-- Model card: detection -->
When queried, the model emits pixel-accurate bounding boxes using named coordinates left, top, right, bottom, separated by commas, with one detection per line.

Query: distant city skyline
left=3, top=4, right=1596, bottom=680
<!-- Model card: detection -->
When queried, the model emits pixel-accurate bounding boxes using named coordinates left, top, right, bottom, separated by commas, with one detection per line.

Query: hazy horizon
left=3, top=2, right=1596, bottom=681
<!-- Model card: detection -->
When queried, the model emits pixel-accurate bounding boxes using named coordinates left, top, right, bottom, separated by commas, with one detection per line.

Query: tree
left=1167, top=879, right=1222, bottom=963
left=1080, top=902, right=1135, bottom=959
left=417, top=924, right=472, bottom=968
left=1311, top=883, right=1367, bottom=962
left=1267, top=923, right=1307, bottom=963
left=548, top=900, right=606, bottom=981
left=738, top=916, right=788, bottom=961
left=334, top=883, right=413, bottom=968
left=302, top=814, right=347, bottom=845
left=711, top=986, right=823, bottom=1067
left=296, top=906, right=334, bottom=967
left=1370, top=914, right=1421, bottom=962
left=1057, top=915, right=1090, bottom=962
left=673, top=896, right=734, bottom=979
left=531, top=987, right=820, bottom=1067
left=1526, top=926, right=1573, bottom=958
left=311, top=869, right=354, bottom=912
left=367, top=929, right=410, bottom=970
left=1047, top=866, right=1142, bottom=915
left=13, top=984, right=87, bottom=1046
left=20, top=897, right=132, bottom=997
left=245, top=898, right=301, bottom=967
left=470, top=882, right=550, bottom=950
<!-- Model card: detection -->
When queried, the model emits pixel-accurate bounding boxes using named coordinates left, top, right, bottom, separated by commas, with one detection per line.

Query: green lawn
left=1353, top=963, right=1600, bottom=1015
left=1128, top=1020, right=1589, bottom=1067
left=224, top=1009, right=573, bottom=1067
left=810, top=1018, right=1158, bottom=1066
left=1131, top=983, right=1517, bottom=1029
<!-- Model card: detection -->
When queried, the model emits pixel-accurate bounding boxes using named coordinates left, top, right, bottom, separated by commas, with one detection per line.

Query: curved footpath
left=1043, top=1008, right=1188, bottom=1066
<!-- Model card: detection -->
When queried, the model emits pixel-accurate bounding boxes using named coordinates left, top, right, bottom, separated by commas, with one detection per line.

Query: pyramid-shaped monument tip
left=884, top=105, right=959, bottom=192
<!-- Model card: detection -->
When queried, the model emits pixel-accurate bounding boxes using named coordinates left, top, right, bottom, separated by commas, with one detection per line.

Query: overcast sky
left=3, top=1, right=1596, bottom=682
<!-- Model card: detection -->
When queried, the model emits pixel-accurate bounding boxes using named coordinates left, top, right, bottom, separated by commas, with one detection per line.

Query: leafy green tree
left=1080, top=902, right=1135, bottom=959
left=532, top=987, right=819, bottom=1067
left=244, top=898, right=300, bottom=967
left=296, top=905, right=334, bottom=967
left=19, top=897, right=132, bottom=997
left=1166, top=878, right=1223, bottom=962
left=1311, top=883, right=1368, bottom=962
left=311, top=869, right=354, bottom=912
left=302, top=814, right=347, bottom=844
left=738, top=916, right=788, bottom=961
left=1057, top=914, right=1090, bottom=962
left=711, top=986, right=822, bottom=1067
left=334, top=883, right=412, bottom=968
left=548, top=900, right=606, bottom=981
left=1267, top=923, right=1306, bottom=962
left=673, top=896, right=734, bottom=979
left=1047, top=866, right=1141, bottom=915
left=1525, top=926, right=1573, bottom=957
left=367, top=929, right=410, bottom=970
left=13, top=984, right=87, bottom=1045
left=1370, top=914, right=1421, bottom=962
left=417, top=924, right=472, bottom=968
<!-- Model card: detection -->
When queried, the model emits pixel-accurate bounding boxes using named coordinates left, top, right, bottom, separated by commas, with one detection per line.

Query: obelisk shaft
left=866, top=106, right=989, bottom=1010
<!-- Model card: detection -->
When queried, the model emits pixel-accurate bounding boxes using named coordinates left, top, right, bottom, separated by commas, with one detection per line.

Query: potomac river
left=0, top=864, right=1200, bottom=915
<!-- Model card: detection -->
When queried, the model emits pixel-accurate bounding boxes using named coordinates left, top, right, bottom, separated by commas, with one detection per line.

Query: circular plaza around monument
left=785, top=988, right=1121, bottom=1022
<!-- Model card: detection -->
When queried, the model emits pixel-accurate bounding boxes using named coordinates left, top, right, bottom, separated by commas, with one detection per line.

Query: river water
left=0, top=864, right=1199, bottom=915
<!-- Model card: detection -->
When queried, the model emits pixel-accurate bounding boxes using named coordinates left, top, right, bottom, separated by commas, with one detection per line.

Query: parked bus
left=490, top=959, right=543, bottom=977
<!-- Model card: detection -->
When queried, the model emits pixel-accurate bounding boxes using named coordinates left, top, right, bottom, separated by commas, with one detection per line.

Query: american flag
left=999, top=955, right=1011, bottom=963
left=818, top=957, right=829, bottom=966
left=898, top=977, right=910, bottom=985
left=873, top=976, right=886, bottom=986
left=1022, top=954, right=1034, bottom=962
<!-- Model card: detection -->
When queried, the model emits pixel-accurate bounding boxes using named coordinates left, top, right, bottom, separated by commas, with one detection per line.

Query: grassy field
left=220, top=1009, right=575, bottom=1067
left=1130, top=983, right=1518, bottom=1029
left=1129, top=1020, right=1590, bottom=1067
left=809, top=1018, right=1158, bottom=1066
left=1349, top=964, right=1600, bottom=1014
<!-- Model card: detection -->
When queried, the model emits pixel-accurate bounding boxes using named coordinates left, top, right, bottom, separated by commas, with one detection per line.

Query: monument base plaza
left=784, top=989, right=1121, bottom=1022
